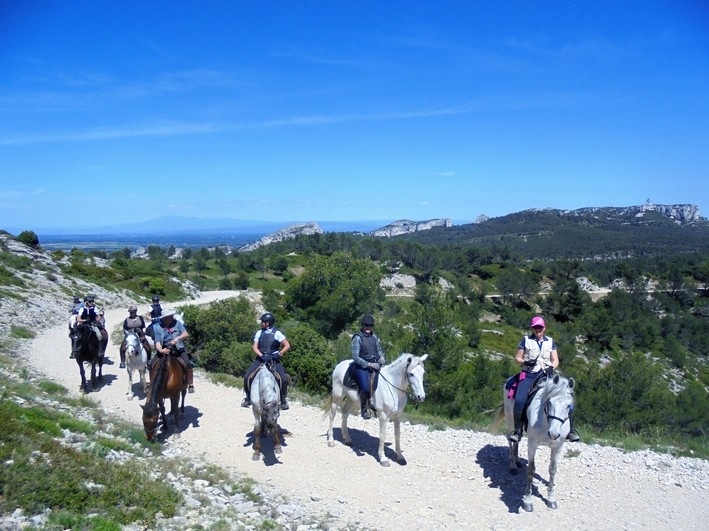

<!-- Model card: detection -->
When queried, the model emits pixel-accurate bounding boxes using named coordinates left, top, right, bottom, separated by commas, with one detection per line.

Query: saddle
left=344, top=361, right=379, bottom=392
left=506, top=372, right=549, bottom=428
left=154, top=354, right=189, bottom=385
left=246, top=363, right=285, bottom=394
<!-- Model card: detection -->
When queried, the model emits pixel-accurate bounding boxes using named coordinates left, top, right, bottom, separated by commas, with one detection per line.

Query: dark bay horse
left=70, top=323, right=103, bottom=393
left=141, top=352, right=188, bottom=441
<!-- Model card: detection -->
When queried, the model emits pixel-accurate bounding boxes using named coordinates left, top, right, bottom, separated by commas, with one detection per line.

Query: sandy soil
left=27, top=291, right=707, bottom=530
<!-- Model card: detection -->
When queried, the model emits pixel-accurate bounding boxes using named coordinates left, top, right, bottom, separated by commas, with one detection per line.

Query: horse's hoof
left=274, top=447, right=282, bottom=454
left=548, top=501, right=558, bottom=510
left=252, top=453, right=261, bottom=461
left=397, top=457, right=407, bottom=466
left=128, top=395, right=133, bottom=401
left=522, top=503, right=533, bottom=513
left=344, top=440, right=352, bottom=447
left=328, top=441, right=335, bottom=447
left=380, top=460, right=391, bottom=468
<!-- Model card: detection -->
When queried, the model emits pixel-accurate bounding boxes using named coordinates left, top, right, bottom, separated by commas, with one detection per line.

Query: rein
left=543, top=396, right=570, bottom=426
left=376, top=358, right=422, bottom=407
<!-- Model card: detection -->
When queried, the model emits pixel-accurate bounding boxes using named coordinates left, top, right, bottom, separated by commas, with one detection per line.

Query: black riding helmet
left=361, top=314, right=375, bottom=327
left=152, top=295, right=160, bottom=303
left=85, top=294, right=95, bottom=303
left=73, top=296, right=81, bottom=303
left=260, top=312, right=275, bottom=325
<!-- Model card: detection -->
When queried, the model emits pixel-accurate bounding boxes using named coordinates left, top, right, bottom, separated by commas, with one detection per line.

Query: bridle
left=543, top=397, right=571, bottom=426
left=377, top=357, right=424, bottom=404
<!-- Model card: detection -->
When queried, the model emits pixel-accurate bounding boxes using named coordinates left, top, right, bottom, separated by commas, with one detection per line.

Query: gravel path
left=25, top=291, right=709, bottom=530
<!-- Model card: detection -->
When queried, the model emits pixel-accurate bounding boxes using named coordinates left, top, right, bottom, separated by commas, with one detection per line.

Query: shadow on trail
left=244, top=426, right=289, bottom=466
left=476, top=443, right=552, bottom=513
left=327, top=427, right=401, bottom=465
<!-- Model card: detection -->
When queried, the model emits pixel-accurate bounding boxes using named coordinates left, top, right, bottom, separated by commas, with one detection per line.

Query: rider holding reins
left=241, top=312, right=291, bottom=410
left=351, top=314, right=386, bottom=420
left=509, top=316, right=580, bottom=443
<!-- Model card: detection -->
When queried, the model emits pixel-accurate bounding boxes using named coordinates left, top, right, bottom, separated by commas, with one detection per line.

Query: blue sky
left=1, top=1, right=708, bottom=232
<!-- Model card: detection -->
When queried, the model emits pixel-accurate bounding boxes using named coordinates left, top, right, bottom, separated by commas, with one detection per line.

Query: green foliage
left=286, top=252, right=383, bottom=338
left=282, top=323, right=335, bottom=396
left=183, top=297, right=257, bottom=375
left=9, top=326, right=34, bottom=339
left=578, top=351, right=675, bottom=435
left=15, top=230, right=40, bottom=247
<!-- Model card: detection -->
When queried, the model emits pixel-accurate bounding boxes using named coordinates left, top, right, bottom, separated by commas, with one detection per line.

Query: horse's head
left=140, top=402, right=160, bottom=441
left=406, top=354, right=428, bottom=403
left=125, top=331, right=140, bottom=356
left=543, top=374, right=575, bottom=441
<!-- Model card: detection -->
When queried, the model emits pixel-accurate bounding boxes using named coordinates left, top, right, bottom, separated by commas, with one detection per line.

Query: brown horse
left=141, top=352, right=188, bottom=441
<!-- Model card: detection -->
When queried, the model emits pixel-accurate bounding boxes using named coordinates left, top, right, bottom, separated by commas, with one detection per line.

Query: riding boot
left=567, top=408, right=580, bottom=442
left=187, top=368, right=194, bottom=393
left=280, top=381, right=290, bottom=410
left=509, top=411, right=523, bottom=442
left=360, top=392, right=371, bottom=420
left=119, top=347, right=126, bottom=369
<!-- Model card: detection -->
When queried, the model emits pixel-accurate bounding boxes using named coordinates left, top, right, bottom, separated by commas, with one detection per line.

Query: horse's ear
left=568, top=378, right=575, bottom=390
left=420, top=354, right=429, bottom=362
left=553, top=374, right=560, bottom=384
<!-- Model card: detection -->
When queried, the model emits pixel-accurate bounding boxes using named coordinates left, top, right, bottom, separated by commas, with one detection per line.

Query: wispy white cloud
left=0, top=188, right=46, bottom=199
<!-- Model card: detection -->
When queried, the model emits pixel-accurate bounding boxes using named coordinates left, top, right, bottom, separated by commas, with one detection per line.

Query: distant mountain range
left=27, top=217, right=390, bottom=237
left=401, top=204, right=709, bottom=259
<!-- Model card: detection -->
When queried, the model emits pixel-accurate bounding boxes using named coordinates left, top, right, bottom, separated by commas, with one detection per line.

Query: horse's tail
left=320, top=395, right=334, bottom=421
left=485, top=402, right=505, bottom=434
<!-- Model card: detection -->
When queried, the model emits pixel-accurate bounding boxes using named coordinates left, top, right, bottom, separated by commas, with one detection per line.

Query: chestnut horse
left=141, top=352, right=187, bottom=441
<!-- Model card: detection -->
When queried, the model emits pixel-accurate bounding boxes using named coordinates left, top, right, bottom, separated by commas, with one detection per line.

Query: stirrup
left=567, top=430, right=580, bottom=442
left=70, top=352, right=75, bottom=359
left=361, top=408, right=371, bottom=420
left=509, top=430, right=521, bottom=443
left=188, top=385, right=195, bottom=393
left=280, top=401, right=289, bottom=410
left=241, top=397, right=251, bottom=407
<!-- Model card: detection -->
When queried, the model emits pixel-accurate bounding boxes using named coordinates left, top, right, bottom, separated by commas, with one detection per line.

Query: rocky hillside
left=402, top=203, right=709, bottom=258
left=0, top=233, right=140, bottom=337
left=371, top=218, right=452, bottom=237
left=238, top=222, right=323, bottom=252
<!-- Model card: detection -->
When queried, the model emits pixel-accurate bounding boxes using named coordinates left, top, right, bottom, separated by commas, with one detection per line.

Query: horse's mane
left=387, top=352, right=417, bottom=370
left=146, top=356, right=168, bottom=409
left=541, top=374, right=574, bottom=403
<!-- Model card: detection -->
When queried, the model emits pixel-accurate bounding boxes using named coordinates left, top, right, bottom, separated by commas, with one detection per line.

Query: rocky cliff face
left=567, top=204, right=703, bottom=224
left=239, top=222, right=323, bottom=252
left=371, top=218, right=452, bottom=238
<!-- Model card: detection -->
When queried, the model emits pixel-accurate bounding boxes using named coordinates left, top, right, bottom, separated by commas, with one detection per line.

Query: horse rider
left=154, top=308, right=195, bottom=393
left=75, top=294, right=108, bottom=356
left=509, top=315, right=580, bottom=443
left=241, top=312, right=291, bottom=410
left=68, top=296, right=84, bottom=358
left=70, top=295, right=84, bottom=315
left=147, top=294, right=163, bottom=325
left=118, top=305, right=152, bottom=369
left=351, top=314, right=386, bottom=420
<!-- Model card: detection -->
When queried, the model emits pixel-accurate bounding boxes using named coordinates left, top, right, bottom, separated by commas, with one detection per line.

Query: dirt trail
left=26, top=291, right=707, bottom=530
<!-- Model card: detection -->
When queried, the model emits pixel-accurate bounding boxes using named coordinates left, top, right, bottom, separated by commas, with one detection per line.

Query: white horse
left=250, top=363, right=283, bottom=461
left=326, top=353, right=428, bottom=467
left=502, top=373, right=575, bottom=512
left=125, top=330, right=148, bottom=401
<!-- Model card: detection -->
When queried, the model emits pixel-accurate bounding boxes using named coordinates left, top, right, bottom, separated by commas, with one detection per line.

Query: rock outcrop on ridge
left=371, top=218, right=452, bottom=237
left=239, top=222, right=323, bottom=252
